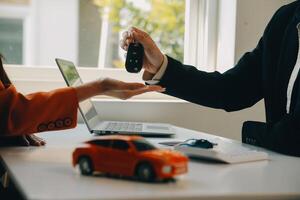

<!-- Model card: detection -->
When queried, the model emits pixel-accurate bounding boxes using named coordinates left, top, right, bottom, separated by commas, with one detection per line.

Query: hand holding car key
left=120, top=27, right=165, bottom=75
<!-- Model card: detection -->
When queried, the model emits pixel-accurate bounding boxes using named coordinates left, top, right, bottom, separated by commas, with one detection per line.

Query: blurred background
left=0, top=0, right=185, bottom=68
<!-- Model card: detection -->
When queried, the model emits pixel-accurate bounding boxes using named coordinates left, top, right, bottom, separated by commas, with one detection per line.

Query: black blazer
left=158, top=1, right=300, bottom=156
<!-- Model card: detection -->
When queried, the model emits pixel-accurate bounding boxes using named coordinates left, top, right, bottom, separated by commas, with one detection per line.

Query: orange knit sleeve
left=0, top=82, right=79, bottom=136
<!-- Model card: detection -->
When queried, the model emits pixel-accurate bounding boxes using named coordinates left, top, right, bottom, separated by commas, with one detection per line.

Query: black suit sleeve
left=242, top=113, right=300, bottom=156
left=242, top=76, right=300, bottom=157
left=159, top=41, right=264, bottom=112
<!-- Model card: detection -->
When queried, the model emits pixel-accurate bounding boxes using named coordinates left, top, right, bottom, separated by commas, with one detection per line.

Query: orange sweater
left=0, top=80, right=78, bottom=136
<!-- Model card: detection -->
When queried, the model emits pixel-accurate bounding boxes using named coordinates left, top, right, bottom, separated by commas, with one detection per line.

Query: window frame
left=184, top=0, right=219, bottom=71
left=0, top=2, right=31, bottom=64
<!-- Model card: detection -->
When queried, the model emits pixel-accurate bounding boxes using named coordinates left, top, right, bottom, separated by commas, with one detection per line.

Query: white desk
left=1, top=124, right=300, bottom=200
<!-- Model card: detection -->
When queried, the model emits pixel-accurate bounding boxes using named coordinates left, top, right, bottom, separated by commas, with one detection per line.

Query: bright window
left=0, top=0, right=186, bottom=69
left=0, top=18, right=23, bottom=64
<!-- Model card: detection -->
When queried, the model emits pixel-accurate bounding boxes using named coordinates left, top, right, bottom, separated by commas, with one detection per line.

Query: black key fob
left=125, top=42, right=144, bottom=73
left=194, top=139, right=215, bottom=149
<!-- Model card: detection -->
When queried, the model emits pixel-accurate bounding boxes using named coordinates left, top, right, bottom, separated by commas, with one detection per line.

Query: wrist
left=143, top=54, right=168, bottom=82
left=95, top=78, right=105, bottom=95
left=143, top=53, right=165, bottom=80
left=154, top=53, right=165, bottom=74
left=143, top=71, right=156, bottom=81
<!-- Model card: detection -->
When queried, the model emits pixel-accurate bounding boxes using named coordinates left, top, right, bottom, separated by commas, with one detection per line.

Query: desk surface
left=1, top=124, right=300, bottom=200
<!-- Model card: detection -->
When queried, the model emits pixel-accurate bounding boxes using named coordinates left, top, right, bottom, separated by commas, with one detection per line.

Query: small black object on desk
left=125, top=42, right=144, bottom=73
left=180, top=139, right=217, bottom=149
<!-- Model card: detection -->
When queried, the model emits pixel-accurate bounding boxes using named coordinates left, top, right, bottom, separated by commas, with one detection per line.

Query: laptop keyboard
left=104, top=122, right=143, bottom=132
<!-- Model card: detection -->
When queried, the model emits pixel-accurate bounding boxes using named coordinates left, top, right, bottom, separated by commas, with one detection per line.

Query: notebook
left=163, top=137, right=269, bottom=164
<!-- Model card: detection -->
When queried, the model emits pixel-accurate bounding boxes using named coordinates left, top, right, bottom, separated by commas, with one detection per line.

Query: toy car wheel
left=78, top=156, right=93, bottom=175
left=136, top=163, right=155, bottom=182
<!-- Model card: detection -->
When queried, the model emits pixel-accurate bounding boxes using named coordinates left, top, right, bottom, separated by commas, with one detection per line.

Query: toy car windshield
left=132, top=139, right=157, bottom=151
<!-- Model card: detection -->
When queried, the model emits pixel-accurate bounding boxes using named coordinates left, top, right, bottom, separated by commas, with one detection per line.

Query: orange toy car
left=72, top=135, right=188, bottom=181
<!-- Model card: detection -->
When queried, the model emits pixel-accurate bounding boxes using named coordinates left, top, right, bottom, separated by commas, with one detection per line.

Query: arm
left=242, top=112, right=300, bottom=157
left=0, top=84, right=79, bottom=136
left=0, top=78, right=163, bottom=136
left=159, top=48, right=263, bottom=111
left=243, top=72, right=300, bottom=157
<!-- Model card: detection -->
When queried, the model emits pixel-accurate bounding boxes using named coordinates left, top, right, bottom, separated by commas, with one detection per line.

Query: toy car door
left=90, top=139, right=112, bottom=172
left=108, top=140, right=137, bottom=176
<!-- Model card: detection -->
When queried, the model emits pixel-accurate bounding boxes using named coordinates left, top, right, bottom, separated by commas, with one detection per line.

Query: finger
left=124, top=84, right=164, bottom=92
left=147, top=85, right=166, bottom=92
left=122, top=30, right=129, bottom=38
left=26, top=135, right=42, bottom=146
left=122, top=83, right=165, bottom=92
left=26, top=135, right=40, bottom=146
left=125, top=38, right=134, bottom=46
left=130, top=28, right=164, bottom=70
left=130, top=27, right=156, bottom=49
left=102, top=85, right=163, bottom=100
left=123, top=82, right=147, bottom=90
left=131, top=29, right=149, bottom=48
left=19, top=135, right=30, bottom=146
left=32, top=135, right=46, bottom=145
left=120, top=32, right=132, bottom=51
left=120, top=39, right=126, bottom=50
left=124, top=88, right=156, bottom=98
left=130, top=26, right=143, bottom=35
left=120, top=39, right=134, bottom=51
left=124, top=85, right=165, bottom=98
left=115, top=81, right=145, bottom=90
left=122, top=30, right=133, bottom=40
left=142, top=85, right=166, bottom=93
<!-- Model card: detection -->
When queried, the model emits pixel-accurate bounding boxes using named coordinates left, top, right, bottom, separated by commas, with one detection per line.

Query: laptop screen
left=55, top=59, right=98, bottom=131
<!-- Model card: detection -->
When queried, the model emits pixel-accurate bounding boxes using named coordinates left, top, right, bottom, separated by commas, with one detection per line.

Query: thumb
left=130, top=27, right=164, bottom=72
left=130, top=27, right=153, bottom=50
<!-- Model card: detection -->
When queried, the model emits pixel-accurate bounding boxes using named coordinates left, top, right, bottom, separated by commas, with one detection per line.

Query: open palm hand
left=100, top=78, right=165, bottom=100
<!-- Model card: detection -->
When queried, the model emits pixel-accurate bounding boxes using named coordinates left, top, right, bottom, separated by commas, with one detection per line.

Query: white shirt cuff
left=145, top=54, right=168, bottom=85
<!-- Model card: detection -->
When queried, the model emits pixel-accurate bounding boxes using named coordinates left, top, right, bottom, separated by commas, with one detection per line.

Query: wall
left=25, top=0, right=79, bottom=65
left=216, top=0, right=236, bottom=72
left=78, top=0, right=101, bottom=67
left=234, top=0, right=294, bottom=61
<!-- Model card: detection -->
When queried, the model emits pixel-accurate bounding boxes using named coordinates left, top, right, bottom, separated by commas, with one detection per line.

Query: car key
left=125, top=42, right=144, bottom=73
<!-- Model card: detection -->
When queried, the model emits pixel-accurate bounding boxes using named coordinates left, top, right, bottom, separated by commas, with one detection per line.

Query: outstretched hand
left=75, top=77, right=165, bottom=102
left=100, top=78, right=165, bottom=100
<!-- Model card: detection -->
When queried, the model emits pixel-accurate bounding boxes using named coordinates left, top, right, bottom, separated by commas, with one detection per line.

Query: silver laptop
left=56, top=58, right=174, bottom=137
